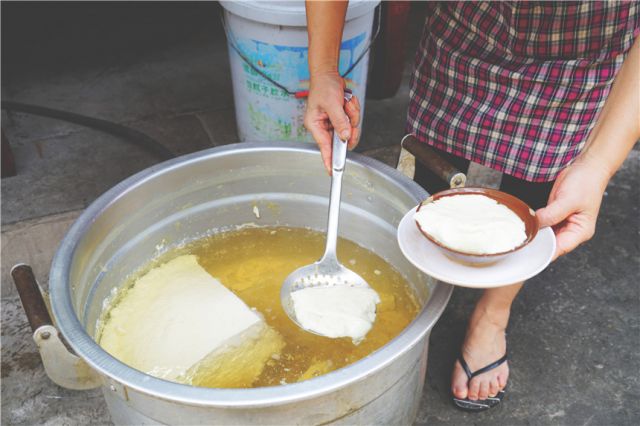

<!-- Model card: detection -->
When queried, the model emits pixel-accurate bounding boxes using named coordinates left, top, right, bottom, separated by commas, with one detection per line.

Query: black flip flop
left=452, top=353, right=508, bottom=412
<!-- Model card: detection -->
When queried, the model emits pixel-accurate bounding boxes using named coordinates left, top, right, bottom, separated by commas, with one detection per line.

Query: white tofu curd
left=291, top=286, right=381, bottom=343
left=414, top=194, right=526, bottom=254
left=99, top=255, right=266, bottom=381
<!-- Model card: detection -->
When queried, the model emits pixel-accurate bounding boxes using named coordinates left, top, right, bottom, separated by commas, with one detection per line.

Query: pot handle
left=11, top=264, right=102, bottom=390
left=12, top=264, right=53, bottom=331
left=398, top=134, right=466, bottom=189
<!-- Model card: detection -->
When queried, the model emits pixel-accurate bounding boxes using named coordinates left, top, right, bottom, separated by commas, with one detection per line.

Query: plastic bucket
left=220, top=0, right=380, bottom=142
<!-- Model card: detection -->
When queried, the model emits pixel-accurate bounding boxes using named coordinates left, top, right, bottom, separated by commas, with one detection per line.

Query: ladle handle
left=321, top=93, right=353, bottom=264
left=11, top=264, right=53, bottom=332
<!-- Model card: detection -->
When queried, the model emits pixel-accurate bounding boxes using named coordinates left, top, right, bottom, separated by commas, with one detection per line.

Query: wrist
left=309, top=71, right=345, bottom=93
left=569, top=151, right=612, bottom=195
left=309, top=65, right=340, bottom=80
left=574, top=147, right=615, bottom=182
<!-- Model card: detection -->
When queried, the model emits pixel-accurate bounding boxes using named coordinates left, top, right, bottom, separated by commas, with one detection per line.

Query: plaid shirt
left=407, top=1, right=639, bottom=182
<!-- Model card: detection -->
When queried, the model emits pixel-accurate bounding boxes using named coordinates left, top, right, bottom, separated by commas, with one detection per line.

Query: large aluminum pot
left=48, top=142, right=452, bottom=425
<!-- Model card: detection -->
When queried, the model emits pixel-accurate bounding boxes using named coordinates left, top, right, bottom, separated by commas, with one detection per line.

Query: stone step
left=2, top=210, right=81, bottom=298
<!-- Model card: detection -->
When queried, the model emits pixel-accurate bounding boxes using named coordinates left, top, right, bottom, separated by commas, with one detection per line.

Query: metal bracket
left=33, top=324, right=102, bottom=390
left=396, top=145, right=416, bottom=180
left=12, top=264, right=102, bottom=390
left=399, top=134, right=466, bottom=189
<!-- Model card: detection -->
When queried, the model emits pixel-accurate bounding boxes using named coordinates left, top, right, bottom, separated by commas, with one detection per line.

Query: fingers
left=536, top=196, right=574, bottom=228
left=345, top=95, right=361, bottom=149
left=348, top=126, right=360, bottom=150
left=552, top=222, right=595, bottom=260
left=345, top=95, right=360, bottom=127
left=305, top=120, right=333, bottom=174
left=325, top=99, right=352, bottom=142
left=318, top=136, right=333, bottom=174
left=303, top=73, right=360, bottom=173
left=304, top=72, right=345, bottom=173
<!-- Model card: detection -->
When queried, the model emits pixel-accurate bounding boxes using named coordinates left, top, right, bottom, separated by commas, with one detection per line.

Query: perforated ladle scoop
left=281, top=94, right=374, bottom=335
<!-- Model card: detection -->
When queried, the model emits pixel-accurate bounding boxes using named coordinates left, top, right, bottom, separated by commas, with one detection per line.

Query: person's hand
left=536, top=156, right=611, bottom=259
left=304, top=72, right=361, bottom=173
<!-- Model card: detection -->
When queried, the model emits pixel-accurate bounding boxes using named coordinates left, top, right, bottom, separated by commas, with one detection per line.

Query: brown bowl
left=415, top=187, right=539, bottom=265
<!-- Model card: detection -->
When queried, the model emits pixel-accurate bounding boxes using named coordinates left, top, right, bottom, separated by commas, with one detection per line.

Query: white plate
left=397, top=206, right=556, bottom=288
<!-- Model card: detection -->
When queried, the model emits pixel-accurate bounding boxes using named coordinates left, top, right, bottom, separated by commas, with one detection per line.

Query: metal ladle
left=281, top=93, right=374, bottom=334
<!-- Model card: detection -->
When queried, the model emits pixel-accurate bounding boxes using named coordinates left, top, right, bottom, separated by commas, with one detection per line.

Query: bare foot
left=451, top=304, right=510, bottom=401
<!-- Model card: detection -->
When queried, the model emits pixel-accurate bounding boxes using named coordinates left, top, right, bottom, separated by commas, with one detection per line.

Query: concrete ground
left=2, top=3, right=638, bottom=425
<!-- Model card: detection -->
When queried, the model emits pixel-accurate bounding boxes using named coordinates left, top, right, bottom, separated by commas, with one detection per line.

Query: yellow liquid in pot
left=103, top=227, right=421, bottom=388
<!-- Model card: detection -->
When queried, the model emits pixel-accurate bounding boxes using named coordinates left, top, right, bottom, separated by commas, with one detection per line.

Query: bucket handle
left=11, top=264, right=102, bottom=390
left=221, top=4, right=382, bottom=98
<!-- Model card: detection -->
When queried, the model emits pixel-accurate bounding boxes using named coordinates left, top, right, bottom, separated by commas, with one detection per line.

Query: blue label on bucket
left=237, top=32, right=367, bottom=93
left=229, top=31, right=369, bottom=142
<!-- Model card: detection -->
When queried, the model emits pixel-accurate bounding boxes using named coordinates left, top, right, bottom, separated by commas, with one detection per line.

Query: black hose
left=1, top=100, right=175, bottom=161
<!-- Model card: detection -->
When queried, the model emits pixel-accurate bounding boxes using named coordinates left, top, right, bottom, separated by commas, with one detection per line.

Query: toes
left=498, top=374, right=507, bottom=390
left=467, top=378, right=481, bottom=401
left=478, top=380, right=490, bottom=400
left=451, top=362, right=469, bottom=399
left=452, top=385, right=467, bottom=400
left=497, top=372, right=508, bottom=390
left=489, top=378, right=500, bottom=397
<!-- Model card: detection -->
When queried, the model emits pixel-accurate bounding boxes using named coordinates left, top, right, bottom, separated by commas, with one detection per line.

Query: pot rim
left=50, top=141, right=453, bottom=408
